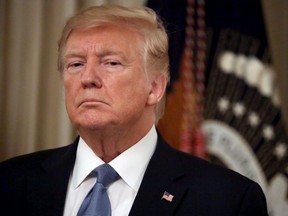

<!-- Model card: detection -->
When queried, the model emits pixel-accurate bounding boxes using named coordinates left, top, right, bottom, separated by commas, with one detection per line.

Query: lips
left=78, top=98, right=108, bottom=107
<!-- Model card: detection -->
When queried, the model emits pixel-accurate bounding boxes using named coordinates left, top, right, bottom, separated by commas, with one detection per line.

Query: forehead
left=65, top=24, right=143, bottom=55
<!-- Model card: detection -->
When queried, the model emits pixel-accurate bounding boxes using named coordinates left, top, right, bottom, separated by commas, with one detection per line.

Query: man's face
left=63, top=25, right=159, bottom=133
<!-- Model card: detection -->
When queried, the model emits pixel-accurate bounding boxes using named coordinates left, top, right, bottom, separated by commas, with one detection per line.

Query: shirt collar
left=72, top=138, right=104, bottom=189
left=71, top=125, right=157, bottom=191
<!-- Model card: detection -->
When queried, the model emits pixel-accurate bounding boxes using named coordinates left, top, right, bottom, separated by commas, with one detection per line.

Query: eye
left=64, top=60, right=85, bottom=74
left=69, top=62, right=84, bottom=68
left=106, top=60, right=121, bottom=66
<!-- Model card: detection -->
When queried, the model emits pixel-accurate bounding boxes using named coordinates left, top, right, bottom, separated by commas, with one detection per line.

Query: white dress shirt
left=63, top=126, right=157, bottom=216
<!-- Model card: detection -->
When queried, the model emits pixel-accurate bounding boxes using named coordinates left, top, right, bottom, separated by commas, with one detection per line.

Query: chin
left=73, top=118, right=113, bottom=131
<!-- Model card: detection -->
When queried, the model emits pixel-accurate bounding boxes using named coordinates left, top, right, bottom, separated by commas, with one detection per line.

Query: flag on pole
left=147, top=0, right=288, bottom=215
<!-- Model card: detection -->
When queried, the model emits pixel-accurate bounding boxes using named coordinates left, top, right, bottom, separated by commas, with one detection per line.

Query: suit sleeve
left=238, top=182, right=268, bottom=216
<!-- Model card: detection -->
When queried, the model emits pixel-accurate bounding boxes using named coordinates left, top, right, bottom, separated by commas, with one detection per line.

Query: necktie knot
left=94, top=164, right=120, bottom=187
left=77, top=164, right=119, bottom=216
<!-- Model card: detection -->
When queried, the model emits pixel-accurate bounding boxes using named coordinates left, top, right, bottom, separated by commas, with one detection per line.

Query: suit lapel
left=26, top=138, right=78, bottom=216
left=129, top=136, right=189, bottom=216
left=24, top=135, right=192, bottom=215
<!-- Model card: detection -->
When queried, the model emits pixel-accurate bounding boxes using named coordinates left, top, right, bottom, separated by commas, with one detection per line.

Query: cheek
left=63, top=78, right=77, bottom=110
left=117, top=77, right=147, bottom=97
left=117, top=78, right=150, bottom=107
left=64, top=81, right=72, bottom=101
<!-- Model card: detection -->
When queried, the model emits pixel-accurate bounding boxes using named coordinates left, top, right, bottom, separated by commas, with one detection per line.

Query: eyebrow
left=63, top=50, right=86, bottom=61
left=96, top=49, right=127, bottom=61
left=64, top=49, right=128, bottom=61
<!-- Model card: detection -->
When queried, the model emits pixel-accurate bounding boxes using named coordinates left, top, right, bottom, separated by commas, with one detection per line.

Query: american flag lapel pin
left=161, top=191, right=174, bottom=202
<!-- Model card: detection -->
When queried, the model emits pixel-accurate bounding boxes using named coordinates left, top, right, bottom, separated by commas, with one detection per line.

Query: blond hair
left=57, top=5, right=170, bottom=122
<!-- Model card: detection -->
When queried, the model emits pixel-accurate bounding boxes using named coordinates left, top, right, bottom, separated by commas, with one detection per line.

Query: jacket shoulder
left=0, top=142, right=77, bottom=176
left=174, top=147, right=255, bottom=186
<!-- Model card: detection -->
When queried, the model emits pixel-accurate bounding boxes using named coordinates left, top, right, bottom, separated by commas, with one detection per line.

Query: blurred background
left=0, top=0, right=287, bottom=215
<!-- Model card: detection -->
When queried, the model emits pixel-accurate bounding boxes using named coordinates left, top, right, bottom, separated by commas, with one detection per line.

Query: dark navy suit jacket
left=0, top=135, right=268, bottom=215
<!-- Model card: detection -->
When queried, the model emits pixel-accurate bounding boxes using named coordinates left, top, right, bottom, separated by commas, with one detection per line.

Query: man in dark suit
left=0, top=5, right=268, bottom=216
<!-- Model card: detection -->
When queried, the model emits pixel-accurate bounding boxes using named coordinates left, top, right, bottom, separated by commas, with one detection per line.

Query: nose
left=81, top=62, right=102, bottom=88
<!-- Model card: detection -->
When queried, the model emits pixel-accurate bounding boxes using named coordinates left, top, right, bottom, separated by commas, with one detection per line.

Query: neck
left=79, top=123, right=154, bottom=163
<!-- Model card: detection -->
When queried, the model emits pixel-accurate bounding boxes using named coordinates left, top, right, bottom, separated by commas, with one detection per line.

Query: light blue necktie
left=77, top=164, right=120, bottom=216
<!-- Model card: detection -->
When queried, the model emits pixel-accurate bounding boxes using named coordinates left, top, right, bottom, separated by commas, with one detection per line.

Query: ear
left=147, top=74, right=167, bottom=106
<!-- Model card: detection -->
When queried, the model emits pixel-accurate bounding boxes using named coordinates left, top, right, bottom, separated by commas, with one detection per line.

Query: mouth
left=78, top=98, right=107, bottom=107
